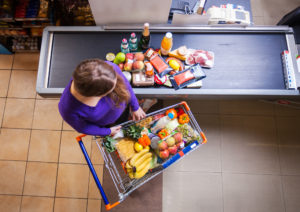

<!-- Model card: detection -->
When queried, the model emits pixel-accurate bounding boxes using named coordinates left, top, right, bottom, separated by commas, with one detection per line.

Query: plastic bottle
left=151, top=113, right=174, bottom=133
left=129, top=32, right=138, bottom=52
left=139, top=23, right=151, bottom=50
left=121, top=38, right=130, bottom=53
left=160, top=32, right=173, bottom=56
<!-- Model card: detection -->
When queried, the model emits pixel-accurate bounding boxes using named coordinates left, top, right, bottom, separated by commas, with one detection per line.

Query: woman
left=58, top=59, right=146, bottom=136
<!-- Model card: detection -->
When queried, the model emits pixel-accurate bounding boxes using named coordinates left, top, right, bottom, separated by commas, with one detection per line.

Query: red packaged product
left=150, top=54, right=170, bottom=77
left=174, top=70, right=195, bottom=85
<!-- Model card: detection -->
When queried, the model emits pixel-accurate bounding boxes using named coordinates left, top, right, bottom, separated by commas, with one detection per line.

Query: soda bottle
left=121, top=38, right=130, bottom=53
left=129, top=32, right=138, bottom=52
left=160, top=32, right=173, bottom=56
left=139, top=23, right=151, bottom=50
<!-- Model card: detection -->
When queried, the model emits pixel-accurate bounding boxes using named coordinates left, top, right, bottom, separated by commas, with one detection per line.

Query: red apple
left=173, top=132, right=183, bottom=144
left=134, top=52, right=145, bottom=61
left=159, top=149, right=169, bottom=159
left=168, top=145, right=178, bottom=155
left=158, top=141, right=168, bottom=151
left=124, top=62, right=133, bottom=71
left=118, top=63, right=124, bottom=70
left=176, top=141, right=184, bottom=150
left=132, top=61, right=144, bottom=70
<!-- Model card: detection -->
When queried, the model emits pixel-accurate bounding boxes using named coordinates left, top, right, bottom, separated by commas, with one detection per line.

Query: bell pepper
left=176, top=108, right=185, bottom=116
left=158, top=129, right=169, bottom=139
left=166, top=108, right=177, bottom=119
left=178, top=113, right=190, bottom=124
left=138, top=134, right=151, bottom=147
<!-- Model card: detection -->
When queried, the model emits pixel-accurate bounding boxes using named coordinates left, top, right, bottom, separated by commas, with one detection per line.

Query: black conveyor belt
left=49, top=31, right=287, bottom=90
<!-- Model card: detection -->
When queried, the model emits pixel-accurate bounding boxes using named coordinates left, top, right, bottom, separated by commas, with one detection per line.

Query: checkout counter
left=36, top=25, right=300, bottom=99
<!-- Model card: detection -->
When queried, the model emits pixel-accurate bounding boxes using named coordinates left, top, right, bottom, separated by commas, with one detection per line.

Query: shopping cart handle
left=76, top=135, right=120, bottom=210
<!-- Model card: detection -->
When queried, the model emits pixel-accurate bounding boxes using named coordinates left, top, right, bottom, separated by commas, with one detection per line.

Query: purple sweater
left=58, top=61, right=139, bottom=136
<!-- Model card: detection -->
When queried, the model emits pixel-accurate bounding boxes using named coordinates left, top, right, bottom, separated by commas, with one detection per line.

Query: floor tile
left=0, top=128, right=31, bottom=160
left=21, top=196, right=54, bottom=212
left=0, top=195, right=22, bottom=212
left=59, top=131, right=92, bottom=164
left=219, top=100, right=274, bottom=116
left=0, top=98, right=5, bottom=127
left=28, top=130, right=61, bottom=163
left=223, top=173, right=285, bottom=212
left=167, top=115, right=221, bottom=172
left=63, top=121, right=75, bottom=131
left=0, top=161, right=26, bottom=195
left=164, top=99, right=219, bottom=114
left=163, top=172, right=223, bottom=212
left=91, top=141, right=104, bottom=165
left=221, top=115, right=280, bottom=174
left=0, top=54, right=14, bottom=69
left=88, top=165, right=104, bottom=199
left=277, top=117, right=300, bottom=175
left=2, top=98, right=35, bottom=129
left=87, top=199, right=101, bottom=212
left=8, top=70, right=37, bottom=98
left=253, top=16, right=265, bottom=25
left=54, top=198, right=87, bottom=212
left=23, top=162, right=57, bottom=196
left=56, top=164, right=89, bottom=198
left=32, top=99, right=62, bottom=130
left=0, top=70, right=11, bottom=97
left=282, top=176, right=300, bottom=212
left=13, top=53, right=39, bottom=70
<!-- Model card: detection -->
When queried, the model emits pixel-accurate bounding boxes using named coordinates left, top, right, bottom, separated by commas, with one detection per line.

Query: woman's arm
left=66, top=114, right=112, bottom=136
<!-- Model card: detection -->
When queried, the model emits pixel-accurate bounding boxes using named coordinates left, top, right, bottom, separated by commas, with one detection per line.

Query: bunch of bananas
left=126, top=148, right=152, bottom=179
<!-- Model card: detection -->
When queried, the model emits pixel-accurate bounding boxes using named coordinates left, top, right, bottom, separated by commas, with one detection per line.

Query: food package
left=169, top=64, right=206, bottom=90
left=144, top=48, right=158, bottom=60
left=150, top=54, right=172, bottom=77
left=185, top=49, right=215, bottom=68
left=132, top=72, right=154, bottom=87
left=115, top=138, right=136, bottom=162
left=168, top=46, right=189, bottom=61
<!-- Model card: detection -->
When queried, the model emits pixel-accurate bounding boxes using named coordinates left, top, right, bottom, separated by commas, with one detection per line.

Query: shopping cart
left=76, top=101, right=207, bottom=210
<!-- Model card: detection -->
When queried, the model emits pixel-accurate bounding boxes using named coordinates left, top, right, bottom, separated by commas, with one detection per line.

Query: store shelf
left=0, top=17, right=15, bottom=22
left=22, top=25, right=43, bottom=28
left=15, top=17, right=49, bottom=21
left=13, top=49, right=39, bottom=53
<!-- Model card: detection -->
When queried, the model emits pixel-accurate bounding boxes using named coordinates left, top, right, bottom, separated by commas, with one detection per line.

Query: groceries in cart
left=103, top=104, right=203, bottom=180
left=103, top=23, right=215, bottom=90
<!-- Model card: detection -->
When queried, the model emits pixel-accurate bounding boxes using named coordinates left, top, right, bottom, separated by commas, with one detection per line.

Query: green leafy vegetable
left=104, top=136, right=117, bottom=153
left=124, top=124, right=143, bottom=140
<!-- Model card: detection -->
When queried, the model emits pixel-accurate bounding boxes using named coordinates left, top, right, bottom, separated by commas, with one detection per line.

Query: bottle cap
left=131, top=32, right=136, bottom=37
left=166, top=32, right=172, bottom=38
left=167, top=113, right=174, bottom=119
left=144, top=23, right=149, bottom=28
left=122, top=38, right=127, bottom=43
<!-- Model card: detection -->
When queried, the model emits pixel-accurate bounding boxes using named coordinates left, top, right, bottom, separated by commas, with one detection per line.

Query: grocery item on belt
left=154, top=74, right=167, bottom=85
left=186, top=49, right=214, bottom=68
left=187, top=80, right=202, bottom=88
left=170, top=64, right=206, bottom=90
left=132, top=72, right=154, bottom=87
left=144, top=61, right=154, bottom=77
left=168, top=46, right=189, bottom=61
left=144, top=48, right=158, bottom=60
left=150, top=54, right=172, bottom=77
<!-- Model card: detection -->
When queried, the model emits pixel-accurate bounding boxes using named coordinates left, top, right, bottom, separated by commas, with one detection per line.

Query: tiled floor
left=1, top=1, right=300, bottom=212
left=0, top=54, right=103, bottom=211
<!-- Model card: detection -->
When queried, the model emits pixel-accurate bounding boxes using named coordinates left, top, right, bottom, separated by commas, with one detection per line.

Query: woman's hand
left=131, top=107, right=146, bottom=121
left=110, top=125, right=121, bottom=136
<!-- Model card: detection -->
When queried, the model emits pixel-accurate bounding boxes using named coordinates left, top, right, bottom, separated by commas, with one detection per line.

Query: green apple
left=166, top=137, right=175, bottom=147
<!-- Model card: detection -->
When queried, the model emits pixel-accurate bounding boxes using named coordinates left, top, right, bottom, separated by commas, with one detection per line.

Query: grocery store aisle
left=0, top=53, right=103, bottom=212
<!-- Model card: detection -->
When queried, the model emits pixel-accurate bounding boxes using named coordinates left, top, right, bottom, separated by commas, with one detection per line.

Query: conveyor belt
left=49, top=31, right=287, bottom=90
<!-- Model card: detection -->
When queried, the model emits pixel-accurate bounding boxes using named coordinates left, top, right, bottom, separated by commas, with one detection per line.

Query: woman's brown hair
left=73, top=59, right=130, bottom=106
